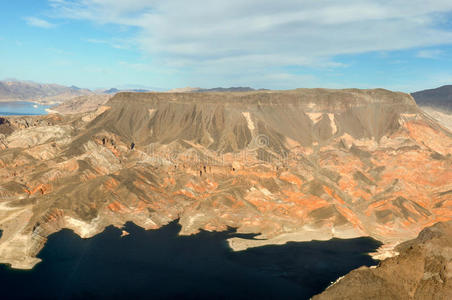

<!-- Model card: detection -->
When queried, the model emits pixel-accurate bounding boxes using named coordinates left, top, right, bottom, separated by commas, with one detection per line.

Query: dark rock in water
left=0, top=221, right=380, bottom=299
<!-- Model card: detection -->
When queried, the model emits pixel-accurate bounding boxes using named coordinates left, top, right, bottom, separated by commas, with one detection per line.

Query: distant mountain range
left=0, top=80, right=93, bottom=104
left=197, top=87, right=261, bottom=92
left=0, top=80, right=156, bottom=105
left=411, top=85, right=452, bottom=112
left=103, top=88, right=152, bottom=94
left=0, top=80, right=265, bottom=104
left=411, top=85, right=452, bottom=131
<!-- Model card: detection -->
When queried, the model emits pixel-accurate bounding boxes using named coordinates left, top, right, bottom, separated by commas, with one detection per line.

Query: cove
left=0, top=221, right=381, bottom=299
left=0, top=101, right=51, bottom=116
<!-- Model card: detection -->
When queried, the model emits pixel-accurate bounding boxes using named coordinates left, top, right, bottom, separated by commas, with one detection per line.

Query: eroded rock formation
left=0, top=88, right=450, bottom=269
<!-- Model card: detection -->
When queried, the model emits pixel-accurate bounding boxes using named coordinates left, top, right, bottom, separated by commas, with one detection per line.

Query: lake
left=0, top=221, right=381, bottom=299
left=0, top=101, right=51, bottom=115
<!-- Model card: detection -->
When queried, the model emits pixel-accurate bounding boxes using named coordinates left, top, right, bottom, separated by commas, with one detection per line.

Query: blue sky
left=2, top=1, right=452, bottom=92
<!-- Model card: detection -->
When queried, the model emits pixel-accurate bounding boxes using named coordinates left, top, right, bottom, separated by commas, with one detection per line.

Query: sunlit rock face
left=314, top=220, right=452, bottom=300
left=0, top=88, right=450, bottom=269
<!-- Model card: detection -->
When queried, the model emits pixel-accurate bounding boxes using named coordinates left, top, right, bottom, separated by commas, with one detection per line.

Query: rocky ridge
left=314, top=220, right=452, bottom=299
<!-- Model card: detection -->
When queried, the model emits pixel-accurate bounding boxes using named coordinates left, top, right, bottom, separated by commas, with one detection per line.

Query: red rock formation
left=0, top=88, right=450, bottom=269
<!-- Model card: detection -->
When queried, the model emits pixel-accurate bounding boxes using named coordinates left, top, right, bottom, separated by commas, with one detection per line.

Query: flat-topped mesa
left=108, top=88, right=417, bottom=108
left=0, top=87, right=450, bottom=270
left=90, top=88, right=420, bottom=152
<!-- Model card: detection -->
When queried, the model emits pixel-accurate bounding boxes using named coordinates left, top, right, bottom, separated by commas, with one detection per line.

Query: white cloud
left=416, top=49, right=444, bottom=59
left=24, top=17, right=55, bottom=28
left=47, top=0, right=452, bottom=88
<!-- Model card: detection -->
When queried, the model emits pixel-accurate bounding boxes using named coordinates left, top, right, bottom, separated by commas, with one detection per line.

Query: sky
left=2, top=1, right=452, bottom=92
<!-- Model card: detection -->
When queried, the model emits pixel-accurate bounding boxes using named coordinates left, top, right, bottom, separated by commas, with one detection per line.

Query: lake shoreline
left=0, top=101, right=52, bottom=116
left=0, top=220, right=382, bottom=299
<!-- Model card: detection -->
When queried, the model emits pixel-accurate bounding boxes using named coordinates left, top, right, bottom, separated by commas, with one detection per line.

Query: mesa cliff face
left=0, top=88, right=450, bottom=269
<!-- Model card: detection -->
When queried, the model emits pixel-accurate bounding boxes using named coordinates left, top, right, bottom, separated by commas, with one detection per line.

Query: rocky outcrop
left=0, top=118, right=13, bottom=135
left=314, top=220, right=452, bottom=300
left=420, top=106, right=452, bottom=132
left=0, top=88, right=450, bottom=269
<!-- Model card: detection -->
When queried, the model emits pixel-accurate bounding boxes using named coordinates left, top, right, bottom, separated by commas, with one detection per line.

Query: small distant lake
left=0, top=101, right=51, bottom=115
left=0, top=221, right=381, bottom=299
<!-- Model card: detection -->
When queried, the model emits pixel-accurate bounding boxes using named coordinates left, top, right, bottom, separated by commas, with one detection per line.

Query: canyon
left=0, top=88, right=450, bottom=271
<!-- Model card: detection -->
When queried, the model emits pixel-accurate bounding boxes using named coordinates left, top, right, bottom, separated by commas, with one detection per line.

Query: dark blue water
left=0, top=221, right=381, bottom=299
left=0, top=101, right=51, bottom=115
